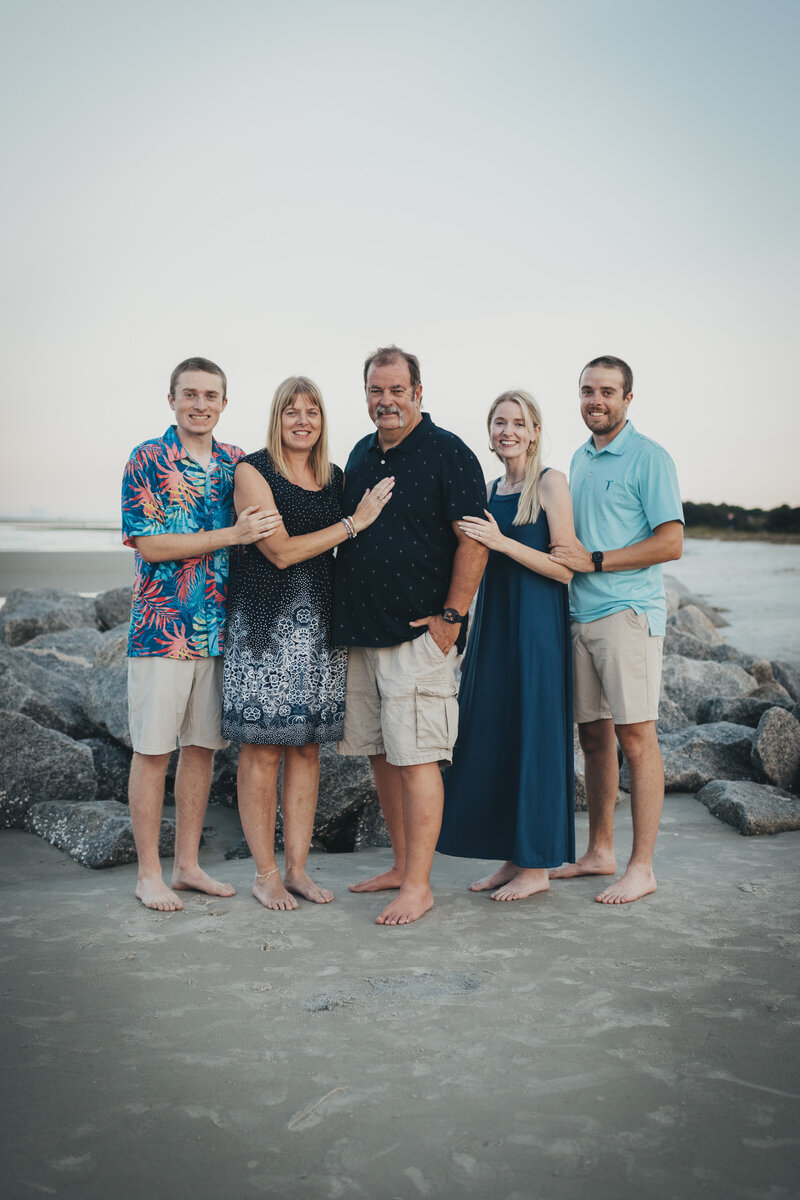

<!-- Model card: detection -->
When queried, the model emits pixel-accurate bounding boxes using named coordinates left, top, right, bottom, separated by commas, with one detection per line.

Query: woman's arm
left=458, top=469, right=574, bottom=584
left=235, top=462, right=394, bottom=570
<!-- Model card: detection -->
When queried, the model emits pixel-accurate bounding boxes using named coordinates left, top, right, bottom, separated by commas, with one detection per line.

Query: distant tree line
left=683, top=501, right=800, bottom=534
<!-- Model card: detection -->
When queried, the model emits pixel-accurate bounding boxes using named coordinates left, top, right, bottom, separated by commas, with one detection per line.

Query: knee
left=578, top=721, right=615, bottom=757
left=615, top=723, right=659, bottom=764
left=289, top=742, right=320, bottom=763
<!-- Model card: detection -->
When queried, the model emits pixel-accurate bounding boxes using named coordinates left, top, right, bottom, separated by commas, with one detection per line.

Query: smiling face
left=489, top=399, right=539, bottom=469
left=365, top=356, right=423, bottom=447
left=280, top=393, right=322, bottom=454
left=579, top=365, right=632, bottom=445
left=168, top=370, right=227, bottom=442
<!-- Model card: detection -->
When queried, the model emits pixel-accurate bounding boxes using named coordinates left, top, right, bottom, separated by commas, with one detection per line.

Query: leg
left=376, top=761, right=442, bottom=926
left=349, top=754, right=406, bottom=892
left=237, top=743, right=297, bottom=910
left=281, top=743, right=333, bottom=903
left=549, top=718, right=619, bottom=880
left=594, top=721, right=662, bottom=904
left=170, top=744, right=235, bottom=897
left=129, top=750, right=183, bottom=911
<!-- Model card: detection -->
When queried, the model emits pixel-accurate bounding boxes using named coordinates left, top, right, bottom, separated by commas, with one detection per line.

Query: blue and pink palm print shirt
left=122, top=425, right=245, bottom=659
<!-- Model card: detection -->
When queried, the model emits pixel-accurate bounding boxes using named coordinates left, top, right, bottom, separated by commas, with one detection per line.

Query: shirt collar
left=164, top=424, right=228, bottom=465
left=367, top=412, right=434, bottom=456
left=581, top=418, right=635, bottom=458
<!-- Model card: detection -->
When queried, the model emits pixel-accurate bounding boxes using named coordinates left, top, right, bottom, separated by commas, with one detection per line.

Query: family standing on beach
left=121, top=347, right=683, bottom=923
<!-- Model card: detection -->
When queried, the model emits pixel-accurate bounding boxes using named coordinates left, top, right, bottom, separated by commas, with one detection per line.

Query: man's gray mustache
left=376, top=405, right=403, bottom=417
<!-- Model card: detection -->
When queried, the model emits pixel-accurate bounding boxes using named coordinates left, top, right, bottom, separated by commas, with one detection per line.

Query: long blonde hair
left=487, top=390, right=544, bottom=526
left=265, top=376, right=333, bottom=488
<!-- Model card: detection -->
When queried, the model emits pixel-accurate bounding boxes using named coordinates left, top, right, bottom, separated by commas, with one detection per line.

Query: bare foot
left=252, top=870, right=298, bottom=911
left=596, top=864, right=657, bottom=905
left=284, top=867, right=334, bottom=904
left=136, top=877, right=184, bottom=912
left=349, top=865, right=403, bottom=893
left=469, top=861, right=515, bottom=892
left=375, top=884, right=434, bottom=926
left=491, top=869, right=550, bottom=902
left=171, top=866, right=236, bottom=897
left=549, top=851, right=617, bottom=880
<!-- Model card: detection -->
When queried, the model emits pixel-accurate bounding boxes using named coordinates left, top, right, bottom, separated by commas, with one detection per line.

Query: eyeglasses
left=366, top=386, right=413, bottom=400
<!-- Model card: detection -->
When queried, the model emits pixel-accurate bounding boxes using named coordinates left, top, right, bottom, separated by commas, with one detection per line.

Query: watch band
left=591, top=551, right=604, bottom=573
left=441, top=607, right=467, bottom=624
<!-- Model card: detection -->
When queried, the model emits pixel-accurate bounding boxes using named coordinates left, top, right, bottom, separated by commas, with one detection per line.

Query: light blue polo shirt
left=569, top=420, right=683, bottom=636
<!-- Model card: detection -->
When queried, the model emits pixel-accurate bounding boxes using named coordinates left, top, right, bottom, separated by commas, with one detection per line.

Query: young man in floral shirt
left=122, top=357, right=281, bottom=910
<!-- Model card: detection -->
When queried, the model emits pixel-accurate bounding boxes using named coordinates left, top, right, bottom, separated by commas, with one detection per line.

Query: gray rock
left=313, top=744, right=378, bottom=850
left=0, top=628, right=106, bottom=738
left=735, top=657, right=775, bottom=685
left=656, top=697, right=691, bottom=734
left=649, top=722, right=756, bottom=793
left=25, top=800, right=178, bottom=868
left=697, top=779, right=800, bottom=836
left=750, top=681, right=793, bottom=705
left=696, top=694, right=793, bottom=729
left=670, top=604, right=724, bottom=644
left=677, top=594, right=728, bottom=627
left=80, top=738, right=131, bottom=801
left=771, top=660, right=800, bottom=702
left=664, top=580, right=683, bottom=619
left=663, top=573, right=693, bottom=604
left=0, top=588, right=99, bottom=647
left=660, top=656, right=756, bottom=723
left=751, top=708, right=800, bottom=790
left=663, top=628, right=739, bottom=662
left=0, top=710, right=96, bottom=828
left=95, top=587, right=132, bottom=632
left=353, top=796, right=391, bottom=849
left=84, top=632, right=131, bottom=747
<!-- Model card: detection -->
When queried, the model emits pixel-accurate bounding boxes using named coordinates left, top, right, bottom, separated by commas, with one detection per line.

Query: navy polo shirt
left=333, top=413, right=486, bottom=647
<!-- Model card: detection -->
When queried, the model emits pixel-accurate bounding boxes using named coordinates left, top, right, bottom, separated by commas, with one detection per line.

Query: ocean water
left=0, top=523, right=121, bottom=552
left=667, top=538, right=800, bottom=668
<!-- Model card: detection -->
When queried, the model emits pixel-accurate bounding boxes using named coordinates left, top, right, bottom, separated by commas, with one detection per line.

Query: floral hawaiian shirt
left=122, top=425, right=245, bottom=659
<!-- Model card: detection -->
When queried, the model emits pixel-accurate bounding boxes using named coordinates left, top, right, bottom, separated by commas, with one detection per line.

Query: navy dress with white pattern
left=437, top=474, right=575, bottom=868
left=222, top=451, right=347, bottom=745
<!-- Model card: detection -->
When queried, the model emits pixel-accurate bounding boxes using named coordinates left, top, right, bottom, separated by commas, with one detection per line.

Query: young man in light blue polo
left=549, top=356, right=684, bottom=904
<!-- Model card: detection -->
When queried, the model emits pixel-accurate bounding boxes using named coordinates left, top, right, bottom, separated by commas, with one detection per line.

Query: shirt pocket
left=415, top=680, right=458, bottom=751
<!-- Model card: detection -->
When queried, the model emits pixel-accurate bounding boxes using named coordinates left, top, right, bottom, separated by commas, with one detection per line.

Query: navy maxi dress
left=437, top=475, right=575, bottom=869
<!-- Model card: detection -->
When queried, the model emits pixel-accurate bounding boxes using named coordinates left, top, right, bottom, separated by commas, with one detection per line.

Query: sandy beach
left=3, top=797, right=799, bottom=1200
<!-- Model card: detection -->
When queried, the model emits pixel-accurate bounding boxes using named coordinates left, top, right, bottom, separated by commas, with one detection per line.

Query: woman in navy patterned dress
left=222, top=377, right=393, bottom=910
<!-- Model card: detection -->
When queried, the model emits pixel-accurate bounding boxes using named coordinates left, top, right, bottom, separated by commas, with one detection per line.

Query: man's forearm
left=444, top=538, right=489, bottom=610
left=133, top=527, right=238, bottom=563
left=550, top=521, right=683, bottom=573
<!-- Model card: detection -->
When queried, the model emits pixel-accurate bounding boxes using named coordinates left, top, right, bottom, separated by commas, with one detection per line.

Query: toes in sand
left=136, top=878, right=184, bottom=912
left=469, top=861, right=516, bottom=892
left=171, top=867, right=236, bottom=897
left=284, top=868, right=334, bottom=904
left=549, top=853, right=617, bottom=880
left=595, top=865, right=657, bottom=905
left=349, top=866, right=403, bottom=893
left=375, top=885, right=434, bottom=926
left=252, top=870, right=299, bottom=911
left=491, top=869, right=550, bottom=902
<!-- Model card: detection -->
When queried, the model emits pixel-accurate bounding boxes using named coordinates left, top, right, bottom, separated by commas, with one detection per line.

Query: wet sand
left=2, top=796, right=798, bottom=1200
left=0, top=551, right=133, bottom=595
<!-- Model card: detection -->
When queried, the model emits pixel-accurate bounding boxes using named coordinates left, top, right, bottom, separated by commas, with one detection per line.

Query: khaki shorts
left=337, top=632, right=459, bottom=767
left=572, top=608, right=663, bottom=726
left=127, top=656, right=229, bottom=755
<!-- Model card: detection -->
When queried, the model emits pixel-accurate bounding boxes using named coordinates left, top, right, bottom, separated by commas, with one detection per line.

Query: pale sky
left=1, top=0, right=797, bottom=520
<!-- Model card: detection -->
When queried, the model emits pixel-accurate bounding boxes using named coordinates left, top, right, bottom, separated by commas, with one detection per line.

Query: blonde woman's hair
left=487, top=390, right=544, bottom=526
left=265, top=376, right=332, bottom=488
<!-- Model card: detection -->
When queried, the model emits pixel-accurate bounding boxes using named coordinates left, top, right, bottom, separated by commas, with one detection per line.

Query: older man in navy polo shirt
left=334, top=346, right=488, bottom=925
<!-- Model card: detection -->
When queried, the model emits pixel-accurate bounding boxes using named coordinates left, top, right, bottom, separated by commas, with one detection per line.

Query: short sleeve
left=440, top=435, right=487, bottom=522
left=121, top=448, right=166, bottom=548
left=638, top=446, right=684, bottom=531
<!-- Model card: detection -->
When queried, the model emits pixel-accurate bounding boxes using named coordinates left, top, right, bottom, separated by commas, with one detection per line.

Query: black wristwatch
left=441, top=607, right=467, bottom=624
left=591, top=551, right=604, bottom=573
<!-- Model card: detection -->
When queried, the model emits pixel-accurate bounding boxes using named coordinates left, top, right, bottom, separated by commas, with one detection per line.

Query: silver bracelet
left=344, top=515, right=357, bottom=539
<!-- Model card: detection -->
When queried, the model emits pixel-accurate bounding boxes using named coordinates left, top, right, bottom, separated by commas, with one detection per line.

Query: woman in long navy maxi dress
left=437, top=390, right=576, bottom=900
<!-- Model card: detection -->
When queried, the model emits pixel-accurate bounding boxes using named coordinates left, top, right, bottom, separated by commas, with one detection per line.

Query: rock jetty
left=0, top=579, right=798, bottom=869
